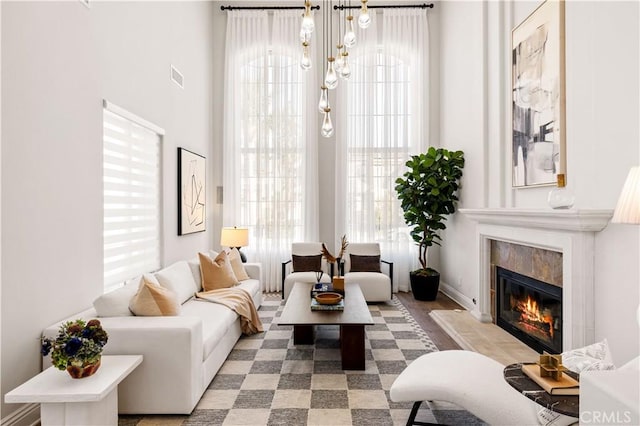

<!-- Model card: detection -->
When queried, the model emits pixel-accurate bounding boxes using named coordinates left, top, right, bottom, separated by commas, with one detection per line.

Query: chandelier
left=299, top=0, right=371, bottom=138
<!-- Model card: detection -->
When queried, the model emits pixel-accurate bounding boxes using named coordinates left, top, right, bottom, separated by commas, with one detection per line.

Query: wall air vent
left=171, top=65, right=184, bottom=89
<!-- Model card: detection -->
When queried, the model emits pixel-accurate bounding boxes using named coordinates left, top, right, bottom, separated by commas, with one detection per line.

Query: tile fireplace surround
left=459, top=208, right=612, bottom=351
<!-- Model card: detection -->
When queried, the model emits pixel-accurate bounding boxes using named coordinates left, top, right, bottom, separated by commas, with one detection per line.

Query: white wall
left=438, top=0, right=640, bottom=364
left=1, top=1, right=216, bottom=419
left=211, top=6, right=227, bottom=249
left=0, top=1, right=3, bottom=419
left=437, top=0, right=486, bottom=306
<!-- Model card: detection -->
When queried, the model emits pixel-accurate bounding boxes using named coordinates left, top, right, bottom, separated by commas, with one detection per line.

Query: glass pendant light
left=335, top=44, right=345, bottom=73
left=344, top=15, right=356, bottom=47
left=325, top=57, right=338, bottom=89
left=358, top=0, right=371, bottom=29
left=321, top=107, right=334, bottom=138
left=300, top=27, right=311, bottom=43
left=301, top=0, right=315, bottom=34
left=334, top=5, right=345, bottom=74
left=300, top=42, right=312, bottom=71
left=340, top=51, right=351, bottom=79
left=318, top=85, right=329, bottom=112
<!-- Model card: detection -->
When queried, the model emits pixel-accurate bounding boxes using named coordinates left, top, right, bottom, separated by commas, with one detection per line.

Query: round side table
left=503, top=363, right=579, bottom=418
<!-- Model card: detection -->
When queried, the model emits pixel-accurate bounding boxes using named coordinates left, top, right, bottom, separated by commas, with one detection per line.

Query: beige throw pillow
left=228, top=248, right=250, bottom=281
left=199, top=251, right=239, bottom=291
left=129, top=276, right=180, bottom=316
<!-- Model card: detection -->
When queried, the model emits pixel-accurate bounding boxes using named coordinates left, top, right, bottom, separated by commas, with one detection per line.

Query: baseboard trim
left=1, top=403, right=40, bottom=426
left=438, top=280, right=475, bottom=311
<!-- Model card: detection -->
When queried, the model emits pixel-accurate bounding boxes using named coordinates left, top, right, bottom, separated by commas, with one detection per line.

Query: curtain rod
left=220, top=5, right=320, bottom=11
left=334, top=3, right=434, bottom=10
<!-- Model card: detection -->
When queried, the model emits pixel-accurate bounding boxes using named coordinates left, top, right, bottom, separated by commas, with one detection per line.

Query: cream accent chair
left=282, top=242, right=333, bottom=300
left=342, top=243, right=393, bottom=302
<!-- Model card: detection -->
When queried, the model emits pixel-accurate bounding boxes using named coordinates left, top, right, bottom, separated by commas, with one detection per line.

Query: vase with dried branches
left=321, top=235, right=349, bottom=277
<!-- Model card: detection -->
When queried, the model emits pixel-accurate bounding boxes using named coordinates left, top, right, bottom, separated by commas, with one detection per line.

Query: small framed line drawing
left=178, top=148, right=206, bottom=235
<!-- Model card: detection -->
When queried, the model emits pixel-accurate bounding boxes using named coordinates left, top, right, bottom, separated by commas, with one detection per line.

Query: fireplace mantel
left=459, top=208, right=613, bottom=232
left=459, top=207, right=614, bottom=351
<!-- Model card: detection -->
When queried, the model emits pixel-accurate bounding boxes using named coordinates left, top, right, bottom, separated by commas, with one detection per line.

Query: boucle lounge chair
left=281, top=242, right=332, bottom=300
left=390, top=350, right=577, bottom=426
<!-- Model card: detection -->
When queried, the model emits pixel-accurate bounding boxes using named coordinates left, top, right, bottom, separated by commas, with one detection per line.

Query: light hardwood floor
left=395, top=291, right=462, bottom=351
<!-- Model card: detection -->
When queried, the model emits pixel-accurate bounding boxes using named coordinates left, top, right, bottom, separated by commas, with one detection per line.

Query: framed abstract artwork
left=512, top=0, right=566, bottom=188
left=178, top=148, right=206, bottom=235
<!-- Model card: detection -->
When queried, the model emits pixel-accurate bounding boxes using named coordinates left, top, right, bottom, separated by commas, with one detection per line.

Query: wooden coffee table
left=278, top=282, right=374, bottom=370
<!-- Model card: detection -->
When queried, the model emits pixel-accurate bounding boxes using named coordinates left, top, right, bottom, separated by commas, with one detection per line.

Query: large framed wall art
left=178, top=147, right=206, bottom=235
left=512, top=0, right=566, bottom=188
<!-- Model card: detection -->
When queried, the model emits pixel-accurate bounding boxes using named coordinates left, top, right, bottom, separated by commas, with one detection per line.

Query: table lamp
left=611, top=166, right=640, bottom=324
left=220, top=226, right=249, bottom=262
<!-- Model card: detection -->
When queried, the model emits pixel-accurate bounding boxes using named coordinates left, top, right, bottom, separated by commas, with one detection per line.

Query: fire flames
left=512, top=294, right=555, bottom=339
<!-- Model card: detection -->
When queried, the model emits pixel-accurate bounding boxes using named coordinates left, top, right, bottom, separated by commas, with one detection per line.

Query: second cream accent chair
left=281, top=242, right=332, bottom=300
left=342, top=243, right=393, bottom=302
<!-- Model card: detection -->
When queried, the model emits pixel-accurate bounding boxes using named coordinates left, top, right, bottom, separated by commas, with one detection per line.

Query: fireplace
left=496, top=267, right=562, bottom=354
left=459, top=208, right=612, bottom=351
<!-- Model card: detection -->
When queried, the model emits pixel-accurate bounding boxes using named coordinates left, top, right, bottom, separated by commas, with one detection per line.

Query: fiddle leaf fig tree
left=395, top=147, right=465, bottom=274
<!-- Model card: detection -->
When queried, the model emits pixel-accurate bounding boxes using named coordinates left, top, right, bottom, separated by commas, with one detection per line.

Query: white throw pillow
left=536, top=406, right=578, bottom=426
left=93, top=274, right=159, bottom=317
left=228, top=248, right=250, bottom=281
left=187, top=257, right=203, bottom=291
left=561, top=339, right=616, bottom=373
left=154, top=261, right=198, bottom=304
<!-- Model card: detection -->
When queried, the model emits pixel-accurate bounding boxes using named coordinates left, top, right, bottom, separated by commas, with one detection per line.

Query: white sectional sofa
left=42, top=255, right=263, bottom=415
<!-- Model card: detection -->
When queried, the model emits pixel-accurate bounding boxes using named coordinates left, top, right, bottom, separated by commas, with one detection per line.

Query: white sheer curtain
left=335, top=9, right=429, bottom=292
left=223, top=10, right=319, bottom=292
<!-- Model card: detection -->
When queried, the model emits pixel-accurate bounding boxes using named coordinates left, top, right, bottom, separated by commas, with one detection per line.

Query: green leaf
left=394, top=147, right=465, bottom=265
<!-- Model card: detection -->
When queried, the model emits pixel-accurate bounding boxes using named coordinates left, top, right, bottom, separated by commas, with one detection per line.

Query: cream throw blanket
left=195, top=287, right=263, bottom=335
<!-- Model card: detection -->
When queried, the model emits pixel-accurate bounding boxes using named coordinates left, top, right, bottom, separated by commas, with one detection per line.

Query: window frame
left=102, top=100, right=164, bottom=293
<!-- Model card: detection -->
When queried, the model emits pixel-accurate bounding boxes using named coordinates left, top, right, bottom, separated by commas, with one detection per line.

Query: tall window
left=103, top=101, right=163, bottom=292
left=336, top=9, right=429, bottom=291
left=223, top=10, right=318, bottom=291
left=345, top=50, right=413, bottom=243
left=238, top=52, right=308, bottom=242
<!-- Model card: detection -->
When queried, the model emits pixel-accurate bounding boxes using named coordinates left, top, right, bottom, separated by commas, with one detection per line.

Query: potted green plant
left=395, top=147, right=465, bottom=301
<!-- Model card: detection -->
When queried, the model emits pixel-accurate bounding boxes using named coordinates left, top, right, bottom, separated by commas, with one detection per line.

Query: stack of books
left=310, top=298, right=344, bottom=311
left=521, top=363, right=579, bottom=395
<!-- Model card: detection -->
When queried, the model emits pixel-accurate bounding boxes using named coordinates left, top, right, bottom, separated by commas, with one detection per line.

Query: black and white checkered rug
left=119, top=295, right=484, bottom=426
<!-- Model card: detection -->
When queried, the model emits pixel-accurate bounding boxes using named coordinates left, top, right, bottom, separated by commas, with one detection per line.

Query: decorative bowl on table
left=314, top=292, right=343, bottom=305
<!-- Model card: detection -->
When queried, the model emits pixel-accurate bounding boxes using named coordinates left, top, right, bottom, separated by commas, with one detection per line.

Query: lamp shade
left=612, top=166, right=640, bottom=224
left=220, top=227, right=249, bottom=247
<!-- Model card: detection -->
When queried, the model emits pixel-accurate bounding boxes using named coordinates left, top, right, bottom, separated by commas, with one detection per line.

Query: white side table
left=5, top=355, right=142, bottom=426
